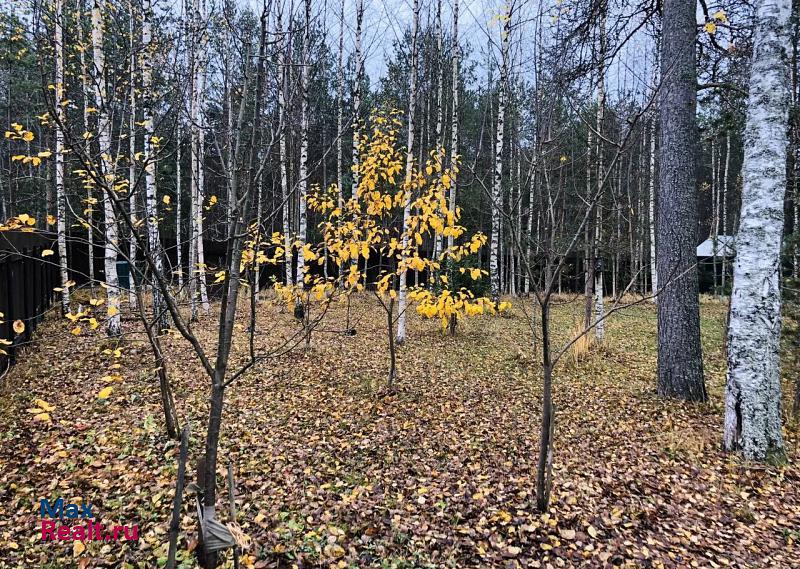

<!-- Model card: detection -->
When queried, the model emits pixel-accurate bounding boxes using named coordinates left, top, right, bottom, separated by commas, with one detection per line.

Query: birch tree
left=490, top=6, right=511, bottom=305
left=296, top=0, right=311, bottom=287
left=351, top=0, right=364, bottom=197
left=54, top=0, right=69, bottom=313
left=91, top=0, right=121, bottom=337
left=593, top=7, right=607, bottom=342
left=723, top=0, right=790, bottom=462
left=648, top=113, right=657, bottom=300
left=396, top=0, right=420, bottom=345
left=448, top=0, right=459, bottom=252
left=189, top=0, right=210, bottom=317
left=141, top=0, right=169, bottom=331
left=128, top=0, right=138, bottom=307
left=277, top=5, right=292, bottom=286
left=77, top=0, right=95, bottom=289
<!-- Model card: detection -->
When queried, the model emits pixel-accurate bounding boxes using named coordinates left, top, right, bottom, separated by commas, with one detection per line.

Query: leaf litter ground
left=0, top=295, right=798, bottom=568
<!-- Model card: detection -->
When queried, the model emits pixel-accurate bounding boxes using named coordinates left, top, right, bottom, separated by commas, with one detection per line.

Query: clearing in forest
left=0, top=296, right=798, bottom=568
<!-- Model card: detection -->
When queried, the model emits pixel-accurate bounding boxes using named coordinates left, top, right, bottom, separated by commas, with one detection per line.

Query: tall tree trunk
left=447, top=0, right=459, bottom=252
left=583, top=126, right=594, bottom=327
left=490, top=9, right=510, bottom=305
left=352, top=0, right=364, bottom=198
left=722, top=130, right=730, bottom=291
left=128, top=1, right=138, bottom=307
left=277, top=6, right=292, bottom=286
left=432, top=0, right=444, bottom=261
left=54, top=0, right=69, bottom=313
left=656, top=0, right=706, bottom=401
left=648, top=113, right=657, bottom=300
left=78, top=0, right=95, bottom=291
left=594, top=7, right=606, bottom=342
left=142, top=0, right=168, bottom=331
left=336, top=0, right=344, bottom=214
left=176, top=121, right=184, bottom=292
left=396, top=0, right=419, bottom=345
left=723, top=0, right=790, bottom=462
left=91, top=0, right=121, bottom=337
left=296, top=0, right=310, bottom=287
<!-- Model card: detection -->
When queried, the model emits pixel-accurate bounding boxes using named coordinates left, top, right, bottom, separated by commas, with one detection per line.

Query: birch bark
left=55, top=0, right=69, bottom=312
left=724, top=0, right=790, bottom=462
left=396, top=0, right=419, bottom=344
left=91, top=0, right=121, bottom=336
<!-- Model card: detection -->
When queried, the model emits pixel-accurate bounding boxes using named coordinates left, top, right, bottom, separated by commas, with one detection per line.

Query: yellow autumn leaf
left=70, top=326, right=81, bottom=335
left=97, top=386, right=114, bottom=399
left=162, top=195, right=170, bottom=204
left=12, top=320, right=25, bottom=335
left=73, top=540, right=85, bottom=556
left=34, top=412, right=51, bottom=422
left=41, top=249, right=54, bottom=257
left=107, top=306, right=119, bottom=317
left=704, top=21, right=717, bottom=34
left=47, top=214, right=56, bottom=225
left=34, top=398, right=55, bottom=412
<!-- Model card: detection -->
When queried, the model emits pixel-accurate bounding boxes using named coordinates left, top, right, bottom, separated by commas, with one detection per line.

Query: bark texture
left=656, top=0, right=706, bottom=401
left=724, top=0, right=790, bottom=462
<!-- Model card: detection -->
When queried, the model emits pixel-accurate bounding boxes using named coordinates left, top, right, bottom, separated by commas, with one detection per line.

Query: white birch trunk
left=722, top=131, right=730, bottom=290
left=724, top=0, right=790, bottom=462
left=176, top=120, right=184, bottom=291
left=593, top=8, right=607, bottom=342
left=431, top=0, right=444, bottom=261
left=78, top=0, right=95, bottom=290
left=447, top=0, right=459, bottom=252
left=396, top=0, right=420, bottom=345
left=296, top=0, right=310, bottom=287
left=490, top=10, right=510, bottom=304
left=352, top=0, right=364, bottom=197
left=142, top=0, right=168, bottom=330
left=55, top=0, right=70, bottom=312
left=189, top=0, right=209, bottom=315
left=336, top=0, right=344, bottom=212
left=91, top=0, right=121, bottom=336
left=649, top=113, right=658, bottom=300
left=277, top=7, right=292, bottom=286
left=128, top=1, right=138, bottom=306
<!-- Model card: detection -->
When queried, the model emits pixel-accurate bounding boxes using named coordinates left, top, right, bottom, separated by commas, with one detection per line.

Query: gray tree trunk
left=723, top=0, right=790, bottom=462
left=656, top=0, right=706, bottom=401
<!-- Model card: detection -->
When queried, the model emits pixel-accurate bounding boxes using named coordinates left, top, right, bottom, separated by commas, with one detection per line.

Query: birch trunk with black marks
left=648, top=113, right=657, bottom=300
left=277, top=7, right=292, bottom=286
left=91, top=0, right=121, bottom=337
left=490, top=9, right=510, bottom=305
left=724, top=0, right=789, bottom=462
left=432, top=0, right=444, bottom=261
left=142, top=0, right=168, bottom=331
left=296, top=0, right=310, bottom=287
left=593, top=8, right=606, bottom=342
left=396, top=0, right=419, bottom=345
left=78, top=0, right=95, bottom=290
left=128, top=1, right=138, bottom=307
left=656, top=0, right=705, bottom=401
left=352, top=0, right=364, bottom=198
left=447, top=0, right=459, bottom=252
left=54, top=0, right=69, bottom=313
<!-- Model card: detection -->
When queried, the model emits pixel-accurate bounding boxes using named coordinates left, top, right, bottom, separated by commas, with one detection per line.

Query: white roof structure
left=697, top=235, right=735, bottom=258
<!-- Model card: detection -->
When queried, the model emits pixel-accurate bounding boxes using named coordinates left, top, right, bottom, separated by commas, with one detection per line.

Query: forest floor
left=0, top=294, right=798, bottom=569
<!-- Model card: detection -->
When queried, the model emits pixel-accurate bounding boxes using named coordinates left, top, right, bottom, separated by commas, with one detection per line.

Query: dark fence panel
left=0, top=231, right=58, bottom=374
